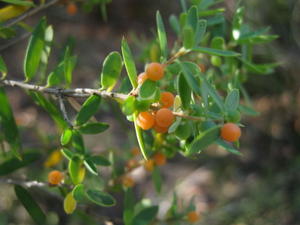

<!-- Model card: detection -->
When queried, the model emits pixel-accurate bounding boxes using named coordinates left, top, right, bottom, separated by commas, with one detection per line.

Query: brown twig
left=0, top=178, right=47, bottom=187
left=57, top=94, right=73, bottom=127
left=3, top=0, right=59, bottom=28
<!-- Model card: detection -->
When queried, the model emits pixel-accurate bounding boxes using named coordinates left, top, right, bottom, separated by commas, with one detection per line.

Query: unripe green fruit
left=175, top=122, right=192, bottom=139
left=211, top=56, right=222, bottom=67
left=227, top=110, right=241, bottom=123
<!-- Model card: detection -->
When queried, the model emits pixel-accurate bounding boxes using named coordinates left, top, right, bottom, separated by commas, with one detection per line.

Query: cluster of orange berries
left=121, top=148, right=167, bottom=188
left=137, top=62, right=175, bottom=133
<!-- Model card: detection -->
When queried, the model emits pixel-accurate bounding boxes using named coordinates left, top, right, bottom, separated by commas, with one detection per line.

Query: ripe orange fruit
left=143, top=159, right=154, bottom=172
left=155, top=108, right=174, bottom=128
left=153, top=152, right=166, bottom=166
left=137, top=111, right=155, bottom=130
left=153, top=123, right=169, bottom=133
left=137, top=72, right=148, bottom=84
left=220, top=123, right=241, bottom=142
left=67, top=3, right=77, bottom=15
left=131, top=147, right=140, bottom=156
left=160, top=92, right=175, bottom=108
left=122, top=176, right=135, bottom=188
left=126, top=159, right=139, bottom=169
left=146, top=62, right=164, bottom=81
left=187, top=211, right=200, bottom=223
left=48, top=170, right=64, bottom=185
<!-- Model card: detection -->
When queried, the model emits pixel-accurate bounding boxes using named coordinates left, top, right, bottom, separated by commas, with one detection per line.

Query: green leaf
left=1, top=0, right=34, bottom=6
left=0, top=55, right=7, bottom=79
left=201, top=78, right=225, bottom=111
left=24, top=17, right=46, bottom=81
left=101, top=51, right=123, bottom=91
left=187, top=126, right=220, bottom=155
left=64, top=54, right=77, bottom=87
left=239, top=58, right=278, bottom=75
left=88, top=155, right=111, bottom=166
left=60, top=128, right=73, bottom=146
left=217, top=139, right=241, bottom=155
left=237, top=27, right=278, bottom=44
left=68, top=156, right=84, bottom=185
left=152, top=166, right=162, bottom=193
left=122, top=96, right=136, bottom=115
left=86, top=189, right=116, bottom=207
left=178, top=61, right=201, bottom=96
left=71, top=130, right=85, bottom=154
left=121, top=38, right=138, bottom=88
left=187, top=6, right=198, bottom=30
left=78, top=122, right=109, bottom=134
left=139, top=80, right=158, bottom=100
left=14, top=185, right=46, bottom=225
left=61, top=148, right=75, bottom=160
left=239, top=105, right=260, bottom=116
left=133, top=113, right=148, bottom=160
left=72, top=184, right=85, bottom=201
left=198, top=8, right=225, bottom=17
left=156, top=11, right=168, bottom=60
left=232, top=7, right=244, bottom=40
left=0, top=152, right=40, bottom=176
left=0, top=87, right=21, bottom=158
left=177, top=73, right=191, bottom=109
left=211, top=36, right=225, bottom=49
left=124, top=188, right=135, bottom=225
left=75, top=95, right=101, bottom=125
left=225, top=89, right=239, bottom=111
left=195, top=19, right=207, bottom=45
left=193, top=47, right=240, bottom=57
left=84, top=159, right=98, bottom=175
left=183, top=25, right=194, bottom=49
left=132, top=206, right=158, bottom=225
left=28, top=92, right=67, bottom=129
left=169, top=15, right=180, bottom=35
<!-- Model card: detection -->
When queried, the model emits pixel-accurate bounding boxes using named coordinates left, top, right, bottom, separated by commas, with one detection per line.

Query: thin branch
left=0, top=32, right=31, bottom=52
left=3, top=0, right=59, bottom=28
left=57, top=94, right=73, bottom=127
left=165, top=48, right=189, bottom=65
left=0, top=79, right=129, bottom=100
left=0, top=178, right=47, bottom=187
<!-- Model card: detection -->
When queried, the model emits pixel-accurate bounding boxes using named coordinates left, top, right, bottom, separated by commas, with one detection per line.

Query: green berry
left=211, top=56, right=222, bottom=67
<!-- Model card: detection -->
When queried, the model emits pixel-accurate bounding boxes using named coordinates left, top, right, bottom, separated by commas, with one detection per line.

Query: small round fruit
left=155, top=108, right=174, bottom=128
left=122, top=176, right=135, bottom=188
left=146, top=62, right=165, bottom=81
left=220, top=123, right=241, bottom=142
left=131, top=147, right=140, bottom=156
left=210, top=56, right=222, bottom=67
left=66, top=3, right=77, bottom=15
left=137, top=72, right=148, bottom=84
left=227, top=110, right=241, bottom=123
left=137, top=111, right=155, bottom=130
left=48, top=170, right=64, bottom=185
left=143, top=159, right=154, bottom=172
left=153, top=123, right=169, bottom=133
left=126, top=159, right=139, bottom=169
left=187, top=211, right=200, bottom=223
left=153, top=153, right=166, bottom=166
left=160, top=92, right=175, bottom=108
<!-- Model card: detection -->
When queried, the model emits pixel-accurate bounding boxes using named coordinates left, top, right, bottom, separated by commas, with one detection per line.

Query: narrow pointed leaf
left=193, top=47, right=240, bottom=57
left=156, top=11, right=168, bottom=59
left=86, top=189, right=116, bottom=207
left=75, top=95, right=101, bottom=125
left=79, top=122, right=109, bottom=134
left=225, top=89, right=239, bottom=111
left=132, top=206, right=159, bottom=225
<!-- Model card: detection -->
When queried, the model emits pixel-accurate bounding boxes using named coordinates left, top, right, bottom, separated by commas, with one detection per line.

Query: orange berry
left=143, top=159, right=154, bottom=172
left=153, top=153, right=166, bottom=166
left=187, top=211, right=200, bottom=223
left=153, top=123, right=169, bottom=133
left=146, top=62, right=164, bottom=81
left=48, top=170, right=64, bottom=185
left=67, top=3, right=77, bottom=15
left=155, top=108, right=174, bottom=128
left=131, top=147, right=140, bottom=156
left=160, top=92, right=175, bottom=108
left=137, top=111, right=155, bottom=130
left=198, top=63, right=206, bottom=73
left=220, top=123, right=241, bottom=142
left=122, top=176, right=135, bottom=188
left=138, top=72, right=148, bottom=84
left=126, top=159, right=139, bottom=169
